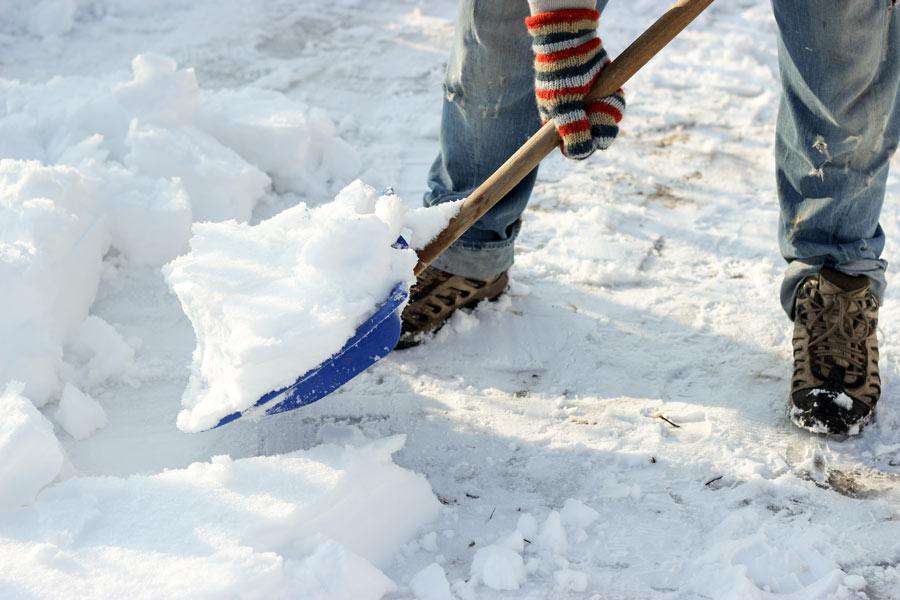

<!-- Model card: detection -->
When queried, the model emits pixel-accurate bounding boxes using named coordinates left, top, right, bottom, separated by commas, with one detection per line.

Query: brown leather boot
left=790, top=268, right=881, bottom=435
left=396, top=266, right=509, bottom=349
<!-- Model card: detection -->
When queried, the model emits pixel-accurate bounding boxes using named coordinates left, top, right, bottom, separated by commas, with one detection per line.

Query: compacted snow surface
left=2, top=0, right=900, bottom=599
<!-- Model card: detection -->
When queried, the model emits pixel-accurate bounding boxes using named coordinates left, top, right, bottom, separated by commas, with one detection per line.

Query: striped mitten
left=525, top=8, right=625, bottom=160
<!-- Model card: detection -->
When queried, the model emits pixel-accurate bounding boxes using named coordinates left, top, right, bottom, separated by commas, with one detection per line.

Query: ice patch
left=0, top=382, right=65, bottom=508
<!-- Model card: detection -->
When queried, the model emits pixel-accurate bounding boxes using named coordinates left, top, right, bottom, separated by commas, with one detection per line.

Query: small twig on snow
left=657, top=414, right=682, bottom=429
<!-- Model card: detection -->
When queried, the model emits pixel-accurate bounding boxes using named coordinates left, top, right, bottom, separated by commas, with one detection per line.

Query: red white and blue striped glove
left=525, top=7, right=625, bottom=160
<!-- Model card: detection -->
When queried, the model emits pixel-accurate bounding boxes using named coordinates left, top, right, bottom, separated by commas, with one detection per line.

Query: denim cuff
left=431, top=237, right=515, bottom=279
left=781, top=258, right=888, bottom=318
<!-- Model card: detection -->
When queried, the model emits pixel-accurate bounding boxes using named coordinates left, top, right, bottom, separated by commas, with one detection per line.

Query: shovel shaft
left=414, top=0, right=715, bottom=275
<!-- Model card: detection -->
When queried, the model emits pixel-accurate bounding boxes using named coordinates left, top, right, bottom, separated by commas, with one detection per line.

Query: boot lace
left=800, top=286, right=874, bottom=385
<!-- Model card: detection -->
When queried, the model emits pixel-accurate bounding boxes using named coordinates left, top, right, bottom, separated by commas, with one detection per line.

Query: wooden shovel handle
left=414, top=0, right=715, bottom=275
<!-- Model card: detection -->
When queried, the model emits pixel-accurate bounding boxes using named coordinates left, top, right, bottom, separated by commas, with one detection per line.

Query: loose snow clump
left=0, top=161, right=109, bottom=405
left=165, top=181, right=459, bottom=432
left=0, top=382, right=64, bottom=508
left=53, top=384, right=108, bottom=440
left=470, top=544, right=527, bottom=591
left=410, top=563, right=454, bottom=600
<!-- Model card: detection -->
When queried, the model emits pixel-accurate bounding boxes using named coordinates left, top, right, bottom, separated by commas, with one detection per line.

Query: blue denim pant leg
left=426, top=0, right=607, bottom=279
left=774, top=0, right=900, bottom=317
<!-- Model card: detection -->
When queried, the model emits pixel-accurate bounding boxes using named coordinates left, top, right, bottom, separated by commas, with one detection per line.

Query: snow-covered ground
left=2, top=0, right=900, bottom=598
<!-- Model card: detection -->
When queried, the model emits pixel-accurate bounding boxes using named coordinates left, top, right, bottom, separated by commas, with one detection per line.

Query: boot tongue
left=819, top=268, right=869, bottom=294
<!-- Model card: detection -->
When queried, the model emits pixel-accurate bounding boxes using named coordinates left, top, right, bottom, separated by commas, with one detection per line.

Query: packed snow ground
left=2, top=0, right=900, bottom=598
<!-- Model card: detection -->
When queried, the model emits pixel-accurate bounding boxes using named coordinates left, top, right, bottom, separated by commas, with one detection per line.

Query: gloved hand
left=525, top=8, right=625, bottom=160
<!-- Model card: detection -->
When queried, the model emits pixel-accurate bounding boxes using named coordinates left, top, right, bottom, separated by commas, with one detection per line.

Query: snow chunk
left=517, top=513, right=539, bottom=539
left=420, top=531, right=440, bottom=553
left=410, top=563, right=454, bottom=600
left=197, top=88, right=360, bottom=198
left=809, top=387, right=854, bottom=411
left=832, top=392, right=854, bottom=411
left=0, top=436, right=439, bottom=598
left=0, top=161, right=109, bottom=405
left=165, top=181, right=459, bottom=432
left=537, top=511, right=568, bottom=556
left=53, top=384, right=108, bottom=440
left=470, top=544, right=527, bottom=591
left=0, top=382, right=64, bottom=508
left=497, top=531, right=526, bottom=554
left=92, top=163, right=193, bottom=266
left=124, top=120, right=270, bottom=223
left=113, top=54, right=200, bottom=127
left=560, top=498, right=600, bottom=528
left=66, top=316, right=135, bottom=389
left=403, top=200, right=463, bottom=249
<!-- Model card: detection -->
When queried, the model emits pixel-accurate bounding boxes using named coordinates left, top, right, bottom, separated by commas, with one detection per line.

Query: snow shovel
left=212, top=0, right=716, bottom=429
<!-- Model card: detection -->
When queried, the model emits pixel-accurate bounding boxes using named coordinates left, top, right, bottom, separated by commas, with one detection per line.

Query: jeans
left=428, top=1, right=900, bottom=316
left=775, top=0, right=900, bottom=316
left=426, top=0, right=608, bottom=279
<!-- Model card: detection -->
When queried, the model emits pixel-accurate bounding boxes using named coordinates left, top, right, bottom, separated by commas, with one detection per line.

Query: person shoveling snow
left=171, top=0, right=891, bottom=440
left=163, top=1, right=700, bottom=431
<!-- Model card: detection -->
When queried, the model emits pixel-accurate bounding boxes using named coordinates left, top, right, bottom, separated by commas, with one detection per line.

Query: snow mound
left=165, top=181, right=459, bottom=432
left=0, top=53, right=357, bottom=407
left=0, top=435, right=441, bottom=599
left=0, top=382, right=64, bottom=509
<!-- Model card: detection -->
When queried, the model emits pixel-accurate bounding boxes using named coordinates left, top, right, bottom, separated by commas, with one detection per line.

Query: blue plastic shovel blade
left=211, top=281, right=409, bottom=429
